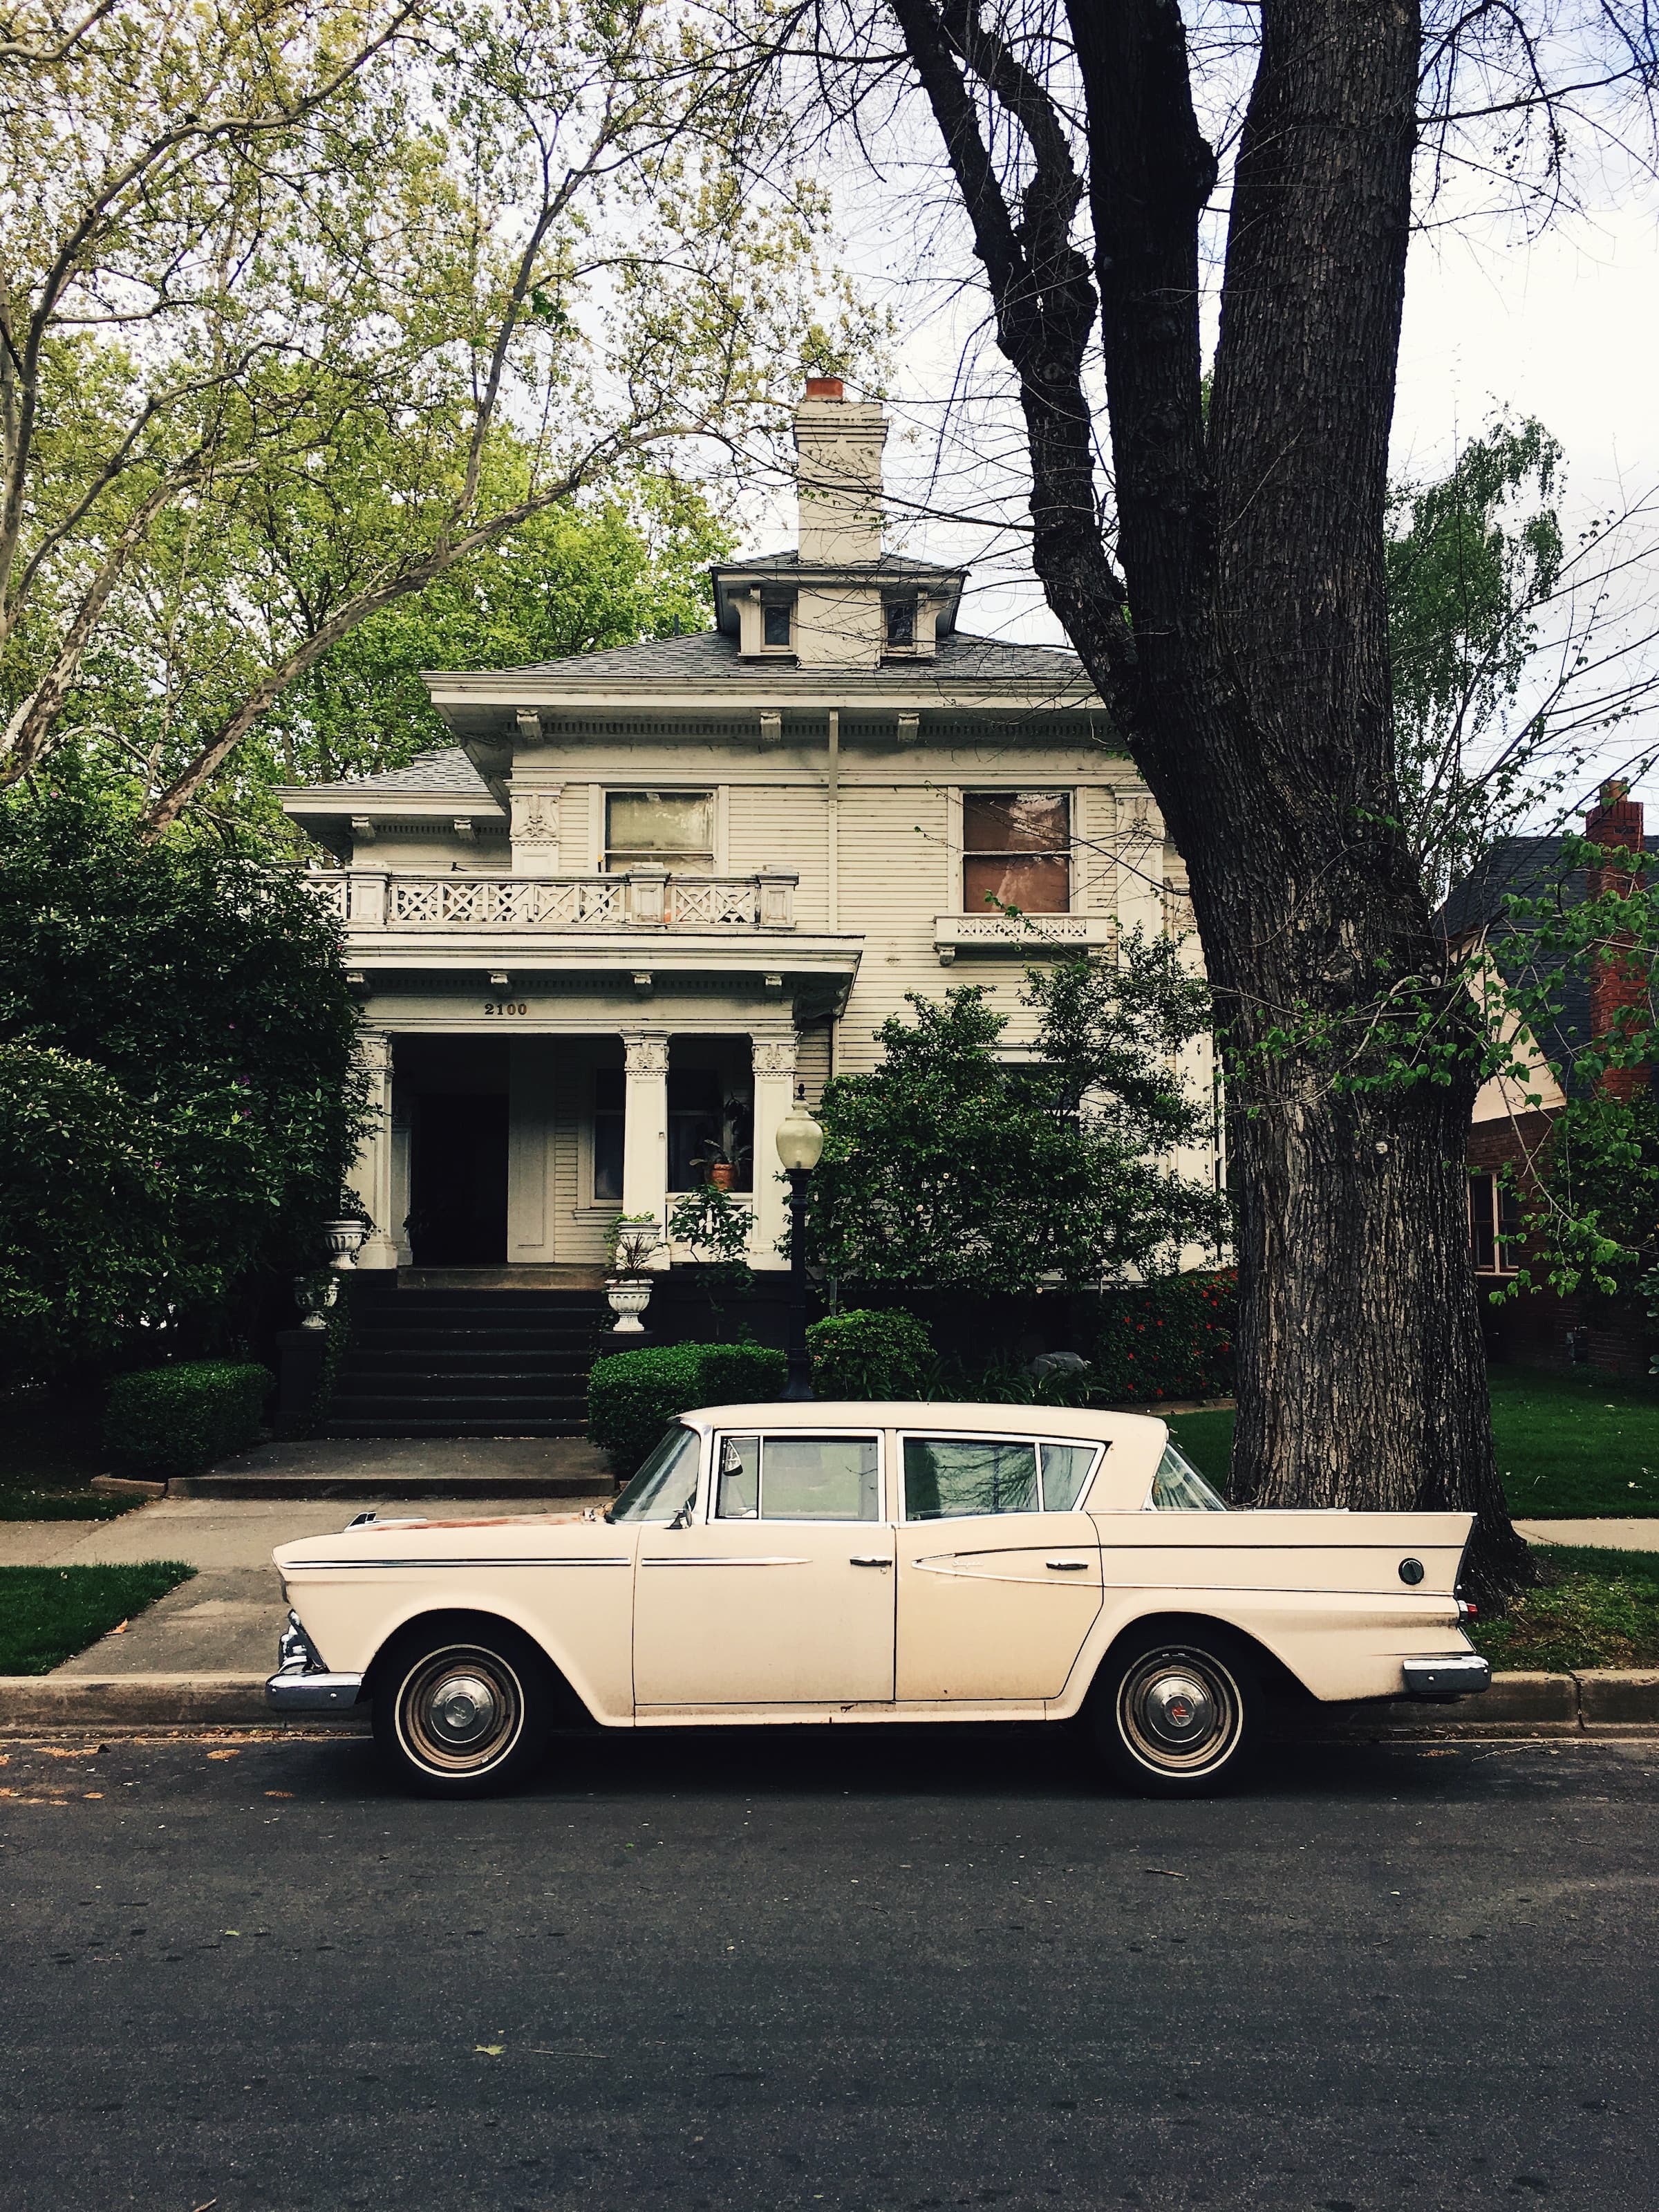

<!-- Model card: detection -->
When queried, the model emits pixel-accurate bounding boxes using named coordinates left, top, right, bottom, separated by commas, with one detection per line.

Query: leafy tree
left=0, top=780, right=371, bottom=1372
left=809, top=940, right=1225, bottom=1294
left=0, top=0, right=874, bottom=825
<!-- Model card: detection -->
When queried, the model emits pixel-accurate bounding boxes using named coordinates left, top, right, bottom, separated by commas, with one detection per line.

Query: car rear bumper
left=1403, top=1653, right=1491, bottom=1700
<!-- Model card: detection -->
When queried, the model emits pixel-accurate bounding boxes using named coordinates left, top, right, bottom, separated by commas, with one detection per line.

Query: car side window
left=715, top=1434, right=881, bottom=1522
left=1148, top=1442, right=1229, bottom=1512
left=1038, top=1442, right=1098, bottom=1511
left=903, top=1436, right=1038, bottom=1520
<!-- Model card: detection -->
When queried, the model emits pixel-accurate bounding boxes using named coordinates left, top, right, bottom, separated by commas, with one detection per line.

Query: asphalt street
left=2, top=1725, right=1654, bottom=2212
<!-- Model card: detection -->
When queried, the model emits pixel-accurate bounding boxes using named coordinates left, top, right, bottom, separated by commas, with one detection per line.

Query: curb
left=0, top=1675, right=365, bottom=1730
left=1, top=1670, right=1658, bottom=1738
left=165, top=1474, right=615, bottom=1501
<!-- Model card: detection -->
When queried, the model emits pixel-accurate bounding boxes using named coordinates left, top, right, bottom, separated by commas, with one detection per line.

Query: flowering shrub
left=1087, top=1270, right=1236, bottom=1405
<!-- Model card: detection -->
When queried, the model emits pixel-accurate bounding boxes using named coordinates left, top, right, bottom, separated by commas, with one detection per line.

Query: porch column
left=351, top=1029, right=399, bottom=1269
left=621, top=1030, right=671, bottom=1266
left=749, top=1031, right=798, bottom=1271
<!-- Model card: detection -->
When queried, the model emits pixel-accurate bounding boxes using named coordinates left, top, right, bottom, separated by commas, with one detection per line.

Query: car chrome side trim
left=265, top=1669, right=365, bottom=1712
left=283, top=1555, right=631, bottom=1571
left=640, top=1555, right=810, bottom=1568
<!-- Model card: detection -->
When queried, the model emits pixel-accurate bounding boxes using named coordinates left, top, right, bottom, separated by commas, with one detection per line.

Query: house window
left=885, top=597, right=916, bottom=648
left=962, top=791, right=1071, bottom=915
left=593, top=1069, right=624, bottom=1202
left=605, top=790, right=715, bottom=872
left=1468, top=1171, right=1523, bottom=1274
left=762, top=602, right=793, bottom=647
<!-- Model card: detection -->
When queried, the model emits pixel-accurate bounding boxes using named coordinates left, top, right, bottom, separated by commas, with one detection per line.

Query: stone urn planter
left=605, top=1276, right=655, bottom=1334
left=324, top=1217, right=368, bottom=1269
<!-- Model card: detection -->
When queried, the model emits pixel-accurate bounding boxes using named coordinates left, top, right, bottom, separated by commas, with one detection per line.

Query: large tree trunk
left=884, top=0, right=1530, bottom=1597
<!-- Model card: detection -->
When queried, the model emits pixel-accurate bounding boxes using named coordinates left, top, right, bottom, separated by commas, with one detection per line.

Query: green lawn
left=1470, top=1545, right=1659, bottom=1673
left=0, top=1387, right=145, bottom=1517
left=1166, top=1365, right=1659, bottom=1519
left=0, top=1563, right=196, bottom=1674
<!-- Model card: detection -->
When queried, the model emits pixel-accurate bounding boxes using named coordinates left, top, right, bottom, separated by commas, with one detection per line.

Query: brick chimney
left=1584, top=779, right=1649, bottom=1096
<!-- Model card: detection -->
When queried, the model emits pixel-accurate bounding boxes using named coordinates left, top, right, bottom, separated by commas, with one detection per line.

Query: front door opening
left=409, top=1091, right=508, bottom=1265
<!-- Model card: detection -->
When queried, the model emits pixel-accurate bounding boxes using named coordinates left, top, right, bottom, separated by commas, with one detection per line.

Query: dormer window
left=763, top=602, right=793, bottom=648
left=885, top=597, right=916, bottom=649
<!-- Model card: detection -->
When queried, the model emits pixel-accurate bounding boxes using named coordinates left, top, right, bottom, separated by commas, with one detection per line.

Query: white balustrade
left=306, top=869, right=796, bottom=932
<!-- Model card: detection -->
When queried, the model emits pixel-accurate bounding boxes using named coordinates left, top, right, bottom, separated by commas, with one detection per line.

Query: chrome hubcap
left=398, top=1647, right=523, bottom=1776
left=1118, top=1648, right=1241, bottom=1776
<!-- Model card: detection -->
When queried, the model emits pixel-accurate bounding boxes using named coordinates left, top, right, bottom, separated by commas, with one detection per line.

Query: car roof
left=681, top=1400, right=1166, bottom=1443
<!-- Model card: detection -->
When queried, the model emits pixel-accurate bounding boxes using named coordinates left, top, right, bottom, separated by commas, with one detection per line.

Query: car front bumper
left=265, top=1607, right=364, bottom=1714
left=266, top=1667, right=366, bottom=1713
left=1402, top=1653, right=1491, bottom=1699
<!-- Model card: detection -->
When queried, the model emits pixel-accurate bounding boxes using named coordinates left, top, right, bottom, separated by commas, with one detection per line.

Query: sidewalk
left=1515, top=1518, right=1659, bottom=1549
left=1, top=1488, right=611, bottom=1685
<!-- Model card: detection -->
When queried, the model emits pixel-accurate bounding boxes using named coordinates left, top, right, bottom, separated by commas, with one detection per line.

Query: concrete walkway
left=1515, top=1518, right=1659, bottom=1550
left=176, top=1433, right=612, bottom=1496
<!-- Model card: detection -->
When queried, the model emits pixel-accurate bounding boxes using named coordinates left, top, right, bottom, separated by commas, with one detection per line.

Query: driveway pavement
left=1, top=1730, right=1653, bottom=2210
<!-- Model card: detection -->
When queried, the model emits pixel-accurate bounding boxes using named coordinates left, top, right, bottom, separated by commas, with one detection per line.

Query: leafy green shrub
left=104, top=1360, right=273, bottom=1477
left=807, top=1308, right=935, bottom=1398
left=1088, top=1270, right=1236, bottom=1405
left=587, top=1342, right=787, bottom=1475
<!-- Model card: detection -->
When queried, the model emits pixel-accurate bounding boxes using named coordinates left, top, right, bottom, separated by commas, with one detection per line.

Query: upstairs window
left=962, top=791, right=1071, bottom=915
left=606, top=790, right=714, bottom=873
left=1469, top=1172, right=1523, bottom=1274
left=885, top=597, right=916, bottom=648
left=762, top=602, right=793, bottom=647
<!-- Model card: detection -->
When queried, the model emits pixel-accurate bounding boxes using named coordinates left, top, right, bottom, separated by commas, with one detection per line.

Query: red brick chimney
left=1584, top=778, right=1649, bottom=1096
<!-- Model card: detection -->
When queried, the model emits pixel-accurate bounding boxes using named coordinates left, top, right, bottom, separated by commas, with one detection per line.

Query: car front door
left=894, top=1433, right=1103, bottom=1702
left=632, top=1428, right=895, bottom=1707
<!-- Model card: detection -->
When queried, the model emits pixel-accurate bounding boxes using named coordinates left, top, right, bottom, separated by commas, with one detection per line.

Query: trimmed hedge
left=807, top=1308, right=935, bottom=1398
left=588, top=1342, right=787, bottom=1477
left=104, top=1359, right=273, bottom=1477
left=1088, top=1269, right=1235, bottom=1405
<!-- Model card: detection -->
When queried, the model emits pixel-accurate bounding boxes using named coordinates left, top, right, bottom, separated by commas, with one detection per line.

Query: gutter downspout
left=826, top=706, right=840, bottom=930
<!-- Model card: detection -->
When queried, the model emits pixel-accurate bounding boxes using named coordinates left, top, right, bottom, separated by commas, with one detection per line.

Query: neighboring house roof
left=1438, top=835, right=1594, bottom=1100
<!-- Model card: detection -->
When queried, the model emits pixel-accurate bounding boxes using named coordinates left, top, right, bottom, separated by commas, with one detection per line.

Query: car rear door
left=894, top=1432, right=1103, bottom=1702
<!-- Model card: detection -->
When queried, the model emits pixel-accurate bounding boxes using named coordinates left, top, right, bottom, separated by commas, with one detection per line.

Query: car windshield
left=1148, top=1441, right=1228, bottom=1512
left=607, top=1425, right=701, bottom=1523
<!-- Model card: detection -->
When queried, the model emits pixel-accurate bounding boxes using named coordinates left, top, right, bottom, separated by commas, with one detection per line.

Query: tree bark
left=884, top=0, right=1530, bottom=1597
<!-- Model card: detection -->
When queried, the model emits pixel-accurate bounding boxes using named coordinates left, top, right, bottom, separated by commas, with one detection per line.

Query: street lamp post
left=774, top=1095, right=824, bottom=1402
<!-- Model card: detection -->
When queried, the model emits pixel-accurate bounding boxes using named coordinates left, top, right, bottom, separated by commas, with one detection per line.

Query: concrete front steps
left=324, top=1282, right=610, bottom=1440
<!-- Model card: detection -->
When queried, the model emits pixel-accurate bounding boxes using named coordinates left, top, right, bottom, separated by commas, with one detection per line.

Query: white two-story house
left=281, top=379, right=1210, bottom=1284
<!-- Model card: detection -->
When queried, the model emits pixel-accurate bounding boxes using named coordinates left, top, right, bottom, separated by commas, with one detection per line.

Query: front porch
left=349, top=1024, right=823, bottom=1276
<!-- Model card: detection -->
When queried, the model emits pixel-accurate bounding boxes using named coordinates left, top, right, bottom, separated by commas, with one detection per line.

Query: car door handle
left=1045, top=1558, right=1089, bottom=1571
left=849, top=1555, right=891, bottom=1568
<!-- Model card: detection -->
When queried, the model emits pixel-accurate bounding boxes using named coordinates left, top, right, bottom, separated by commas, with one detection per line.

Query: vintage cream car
left=268, top=1401, right=1490, bottom=1797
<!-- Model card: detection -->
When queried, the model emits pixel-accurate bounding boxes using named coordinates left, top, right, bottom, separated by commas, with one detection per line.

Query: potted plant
left=604, top=1215, right=662, bottom=1333
left=691, top=1095, right=754, bottom=1192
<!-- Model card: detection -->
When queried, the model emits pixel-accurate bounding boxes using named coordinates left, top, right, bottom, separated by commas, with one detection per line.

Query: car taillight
left=1457, top=1597, right=1479, bottom=1624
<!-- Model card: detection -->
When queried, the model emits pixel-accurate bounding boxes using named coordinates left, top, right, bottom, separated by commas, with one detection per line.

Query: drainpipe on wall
left=827, top=707, right=840, bottom=930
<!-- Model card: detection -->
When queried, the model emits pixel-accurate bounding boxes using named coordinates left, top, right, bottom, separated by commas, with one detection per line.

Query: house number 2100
left=483, top=1001, right=529, bottom=1016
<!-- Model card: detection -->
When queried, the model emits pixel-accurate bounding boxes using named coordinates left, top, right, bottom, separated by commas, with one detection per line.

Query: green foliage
left=667, top=1180, right=755, bottom=1324
left=0, top=1562, right=197, bottom=1675
left=809, top=941, right=1226, bottom=1295
left=0, top=1046, right=185, bottom=1371
left=0, top=782, right=371, bottom=1371
left=1087, top=1271, right=1237, bottom=1405
left=1387, top=415, right=1567, bottom=894
left=104, top=1359, right=272, bottom=1477
left=587, top=1341, right=786, bottom=1475
left=806, top=1309, right=935, bottom=1398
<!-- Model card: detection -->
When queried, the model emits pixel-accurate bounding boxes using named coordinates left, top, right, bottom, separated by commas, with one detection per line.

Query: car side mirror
left=668, top=1500, right=695, bottom=1530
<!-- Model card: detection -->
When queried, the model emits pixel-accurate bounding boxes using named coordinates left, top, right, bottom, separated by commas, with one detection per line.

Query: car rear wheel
left=1089, top=1631, right=1257, bottom=1797
left=373, top=1627, right=550, bottom=1798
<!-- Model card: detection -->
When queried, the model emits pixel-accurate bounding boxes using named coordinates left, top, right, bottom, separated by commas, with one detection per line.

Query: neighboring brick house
left=1441, top=783, right=1651, bottom=1375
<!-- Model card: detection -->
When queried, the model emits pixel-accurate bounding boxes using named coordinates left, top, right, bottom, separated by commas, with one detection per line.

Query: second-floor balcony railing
left=308, top=865, right=798, bottom=932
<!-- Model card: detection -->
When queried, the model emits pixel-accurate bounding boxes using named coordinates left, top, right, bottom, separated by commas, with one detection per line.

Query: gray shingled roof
left=496, top=626, right=1084, bottom=682
left=287, top=745, right=496, bottom=801
left=1438, top=836, right=1594, bottom=1091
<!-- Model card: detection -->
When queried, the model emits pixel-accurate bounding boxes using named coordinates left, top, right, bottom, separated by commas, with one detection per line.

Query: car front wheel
left=1089, top=1631, right=1257, bottom=1797
left=373, top=1628, right=550, bottom=1797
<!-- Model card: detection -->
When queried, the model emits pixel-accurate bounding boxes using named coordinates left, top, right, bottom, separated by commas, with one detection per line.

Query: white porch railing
left=308, top=867, right=798, bottom=931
